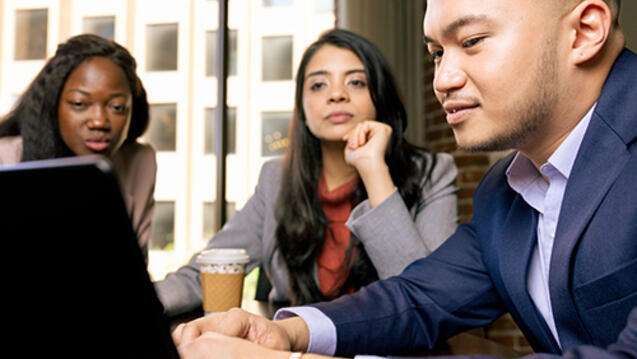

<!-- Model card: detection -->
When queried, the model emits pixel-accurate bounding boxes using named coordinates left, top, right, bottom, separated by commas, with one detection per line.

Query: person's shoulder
left=111, top=141, right=157, bottom=180
left=119, top=141, right=156, bottom=157
left=260, top=157, right=284, bottom=176
left=0, top=136, right=23, bottom=165
left=116, top=141, right=156, bottom=165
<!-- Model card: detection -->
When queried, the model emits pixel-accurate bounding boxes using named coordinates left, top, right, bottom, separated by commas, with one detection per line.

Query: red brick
left=459, top=214, right=472, bottom=224
left=457, top=188, right=476, bottom=199
left=459, top=170, right=488, bottom=184
left=453, top=154, right=490, bottom=167
left=427, top=127, right=455, bottom=141
left=430, top=142, right=457, bottom=154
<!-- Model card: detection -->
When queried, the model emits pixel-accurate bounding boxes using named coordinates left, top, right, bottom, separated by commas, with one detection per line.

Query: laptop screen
left=0, top=156, right=179, bottom=358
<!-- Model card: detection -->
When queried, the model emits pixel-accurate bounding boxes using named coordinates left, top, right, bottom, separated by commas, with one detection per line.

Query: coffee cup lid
left=196, top=248, right=250, bottom=265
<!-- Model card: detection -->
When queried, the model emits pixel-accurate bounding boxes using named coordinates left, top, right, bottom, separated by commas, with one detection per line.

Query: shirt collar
left=506, top=103, right=597, bottom=190
left=545, top=103, right=596, bottom=179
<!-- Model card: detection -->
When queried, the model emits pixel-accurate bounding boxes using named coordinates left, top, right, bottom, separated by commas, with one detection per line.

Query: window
left=205, top=107, right=236, bottom=154
left=146, top=23, right=178, bottom=71
left=315, top=0, right=334, bottom=13
left=150, top=201, right=175, bottom=251
left=206, top=30, right=238, bottom=77
left=146, top=103, right=177, bottom=151
left=83, top=16, right=115, bottom=40
left=261, top=111, right=291, bottom=157
left=15, top=9, right=48, bottom=60
left=263, top=0, right=293, bottom=6
left=203, top=201, right=237, bottom=239
left=262, top=36, right=293, bottom=81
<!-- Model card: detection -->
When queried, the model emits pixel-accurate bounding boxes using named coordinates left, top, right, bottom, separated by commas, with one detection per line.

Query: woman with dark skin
left=0, top=34, right=156, bottom=254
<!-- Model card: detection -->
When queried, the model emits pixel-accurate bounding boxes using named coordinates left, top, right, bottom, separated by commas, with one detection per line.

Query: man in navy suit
left=172, top=0, right=637, bottom=358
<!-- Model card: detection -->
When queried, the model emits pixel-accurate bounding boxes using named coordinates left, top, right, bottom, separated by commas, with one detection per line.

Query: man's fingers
left=178, top=321, right=204, bottom=346
left=172, top=323, right=186, bottom=346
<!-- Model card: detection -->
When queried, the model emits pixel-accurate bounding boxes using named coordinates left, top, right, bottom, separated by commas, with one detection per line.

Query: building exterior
left=0, top=0, right=335, bottom=279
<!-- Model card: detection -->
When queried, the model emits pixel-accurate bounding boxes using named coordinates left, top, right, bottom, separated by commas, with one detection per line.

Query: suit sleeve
left=312, top=220, right=506, bottom=358
left=389, top=307, right=637, bottom=359
left=154, top=161, right=277, bottom=316
left=346, top=152, right=459, bottom=279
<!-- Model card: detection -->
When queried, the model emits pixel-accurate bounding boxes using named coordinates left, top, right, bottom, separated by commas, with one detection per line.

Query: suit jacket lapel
left=549, top=49, right=637, bottom=350
left=499, top=196, right=561, bottom=352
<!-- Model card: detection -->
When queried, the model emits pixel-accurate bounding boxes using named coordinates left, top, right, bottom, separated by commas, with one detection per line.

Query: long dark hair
left=0, top=34, right=149, bottom=161
left=274, top=29, right=435, bottom=305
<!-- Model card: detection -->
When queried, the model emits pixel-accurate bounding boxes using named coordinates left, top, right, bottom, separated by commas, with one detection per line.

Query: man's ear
left=567, top=0, right=613, bottom=65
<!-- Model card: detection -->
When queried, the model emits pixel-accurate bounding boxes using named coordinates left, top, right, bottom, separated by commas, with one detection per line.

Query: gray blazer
left=155, top=151, right=458, bottom=316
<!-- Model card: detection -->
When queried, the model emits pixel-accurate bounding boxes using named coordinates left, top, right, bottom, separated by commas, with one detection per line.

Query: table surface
left=169, top=300, right=524, bottom=358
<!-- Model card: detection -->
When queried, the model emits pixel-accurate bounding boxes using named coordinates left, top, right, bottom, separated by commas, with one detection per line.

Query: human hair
left=0, top=34, right=149, bottom=161
left=274, top=28, right=436, bottom=305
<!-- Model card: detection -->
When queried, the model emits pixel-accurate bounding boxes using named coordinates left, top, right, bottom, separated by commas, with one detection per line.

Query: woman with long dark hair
left=156, top=29, right=457, bottom=314
left=0, top=34, right=156, bottom=254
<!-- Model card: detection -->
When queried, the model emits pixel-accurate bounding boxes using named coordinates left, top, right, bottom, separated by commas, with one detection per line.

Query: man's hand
left=172, top=308, right=310, bottom=352
left=177, top=331, right=290, bottom=359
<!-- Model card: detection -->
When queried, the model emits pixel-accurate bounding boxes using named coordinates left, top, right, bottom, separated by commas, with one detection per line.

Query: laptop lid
left=0, top=156, right=179, bottom=358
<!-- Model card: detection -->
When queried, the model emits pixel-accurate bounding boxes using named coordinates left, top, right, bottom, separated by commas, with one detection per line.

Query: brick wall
left=423, top=62, right=533, bottom=355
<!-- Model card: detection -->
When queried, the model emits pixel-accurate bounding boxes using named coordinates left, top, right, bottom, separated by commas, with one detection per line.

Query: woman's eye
left=110, top=104, right=128, bottom=114
left=349, top=79, right=367, bottom=87
left=462, top=37, right=485, bottom=49
left=68, top=101, right=86, bottom=109
left=310, top=82, right=325, bottom=91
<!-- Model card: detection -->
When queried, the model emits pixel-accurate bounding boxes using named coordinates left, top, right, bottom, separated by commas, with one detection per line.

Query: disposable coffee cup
left=196, top=248, right=250, bottom=315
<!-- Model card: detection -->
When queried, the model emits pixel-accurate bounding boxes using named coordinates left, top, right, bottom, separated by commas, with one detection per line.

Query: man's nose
left=434, top=58, right=467, bottom=95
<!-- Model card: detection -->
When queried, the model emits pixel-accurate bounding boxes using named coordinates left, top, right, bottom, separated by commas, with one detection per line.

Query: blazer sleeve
left=154, top=160, right=279, bottom=317
left=391, top=307, right=637, bottom=359
left=110, top=142, right=157, bottom=259
left=346, top=152, right=458, bottom=278
left=313, top=220, right=506, bottom=358
left=133, top=144, right=157, bottom=256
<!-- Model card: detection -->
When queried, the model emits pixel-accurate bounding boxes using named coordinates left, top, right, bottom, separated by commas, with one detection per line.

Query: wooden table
left=169, top=301, right=523, bottom=358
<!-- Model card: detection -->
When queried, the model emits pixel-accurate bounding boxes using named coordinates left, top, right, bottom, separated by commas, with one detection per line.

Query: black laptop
left=0, top=156, right=179, bottom=358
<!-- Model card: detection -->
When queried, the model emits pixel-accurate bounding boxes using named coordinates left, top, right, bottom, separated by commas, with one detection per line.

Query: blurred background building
left=0, top=0, right=335, bottom=280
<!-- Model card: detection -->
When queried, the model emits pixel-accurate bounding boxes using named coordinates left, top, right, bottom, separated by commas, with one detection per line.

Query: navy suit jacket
left=313, top=49, right=637, bottom=358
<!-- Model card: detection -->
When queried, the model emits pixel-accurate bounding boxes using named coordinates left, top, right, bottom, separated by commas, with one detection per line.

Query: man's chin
left=456, top=136, right=516, bottom=153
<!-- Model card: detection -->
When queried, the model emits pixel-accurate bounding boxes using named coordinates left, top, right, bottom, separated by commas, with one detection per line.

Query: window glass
left=261, top=111, right=291, bottom=157
left=202, top=201, right=237, bottom=239
left=83, top=16, right=115, bottom=40
left=146, top=23, right=178, bottom=71
left=262, top=36, right=293, bottom=81
left=205, top=107, right=236, bottom=154
left=146, top=104, right=177, bottom=151
left=315, top=0, right=334, bottom=13
left=206, top=30, right=238, bottom=77
left=263, top=0, right=293, bottom=6
left=150, top=201, right=175, bottom=251
left=15, top=9, right=48, bottom=60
